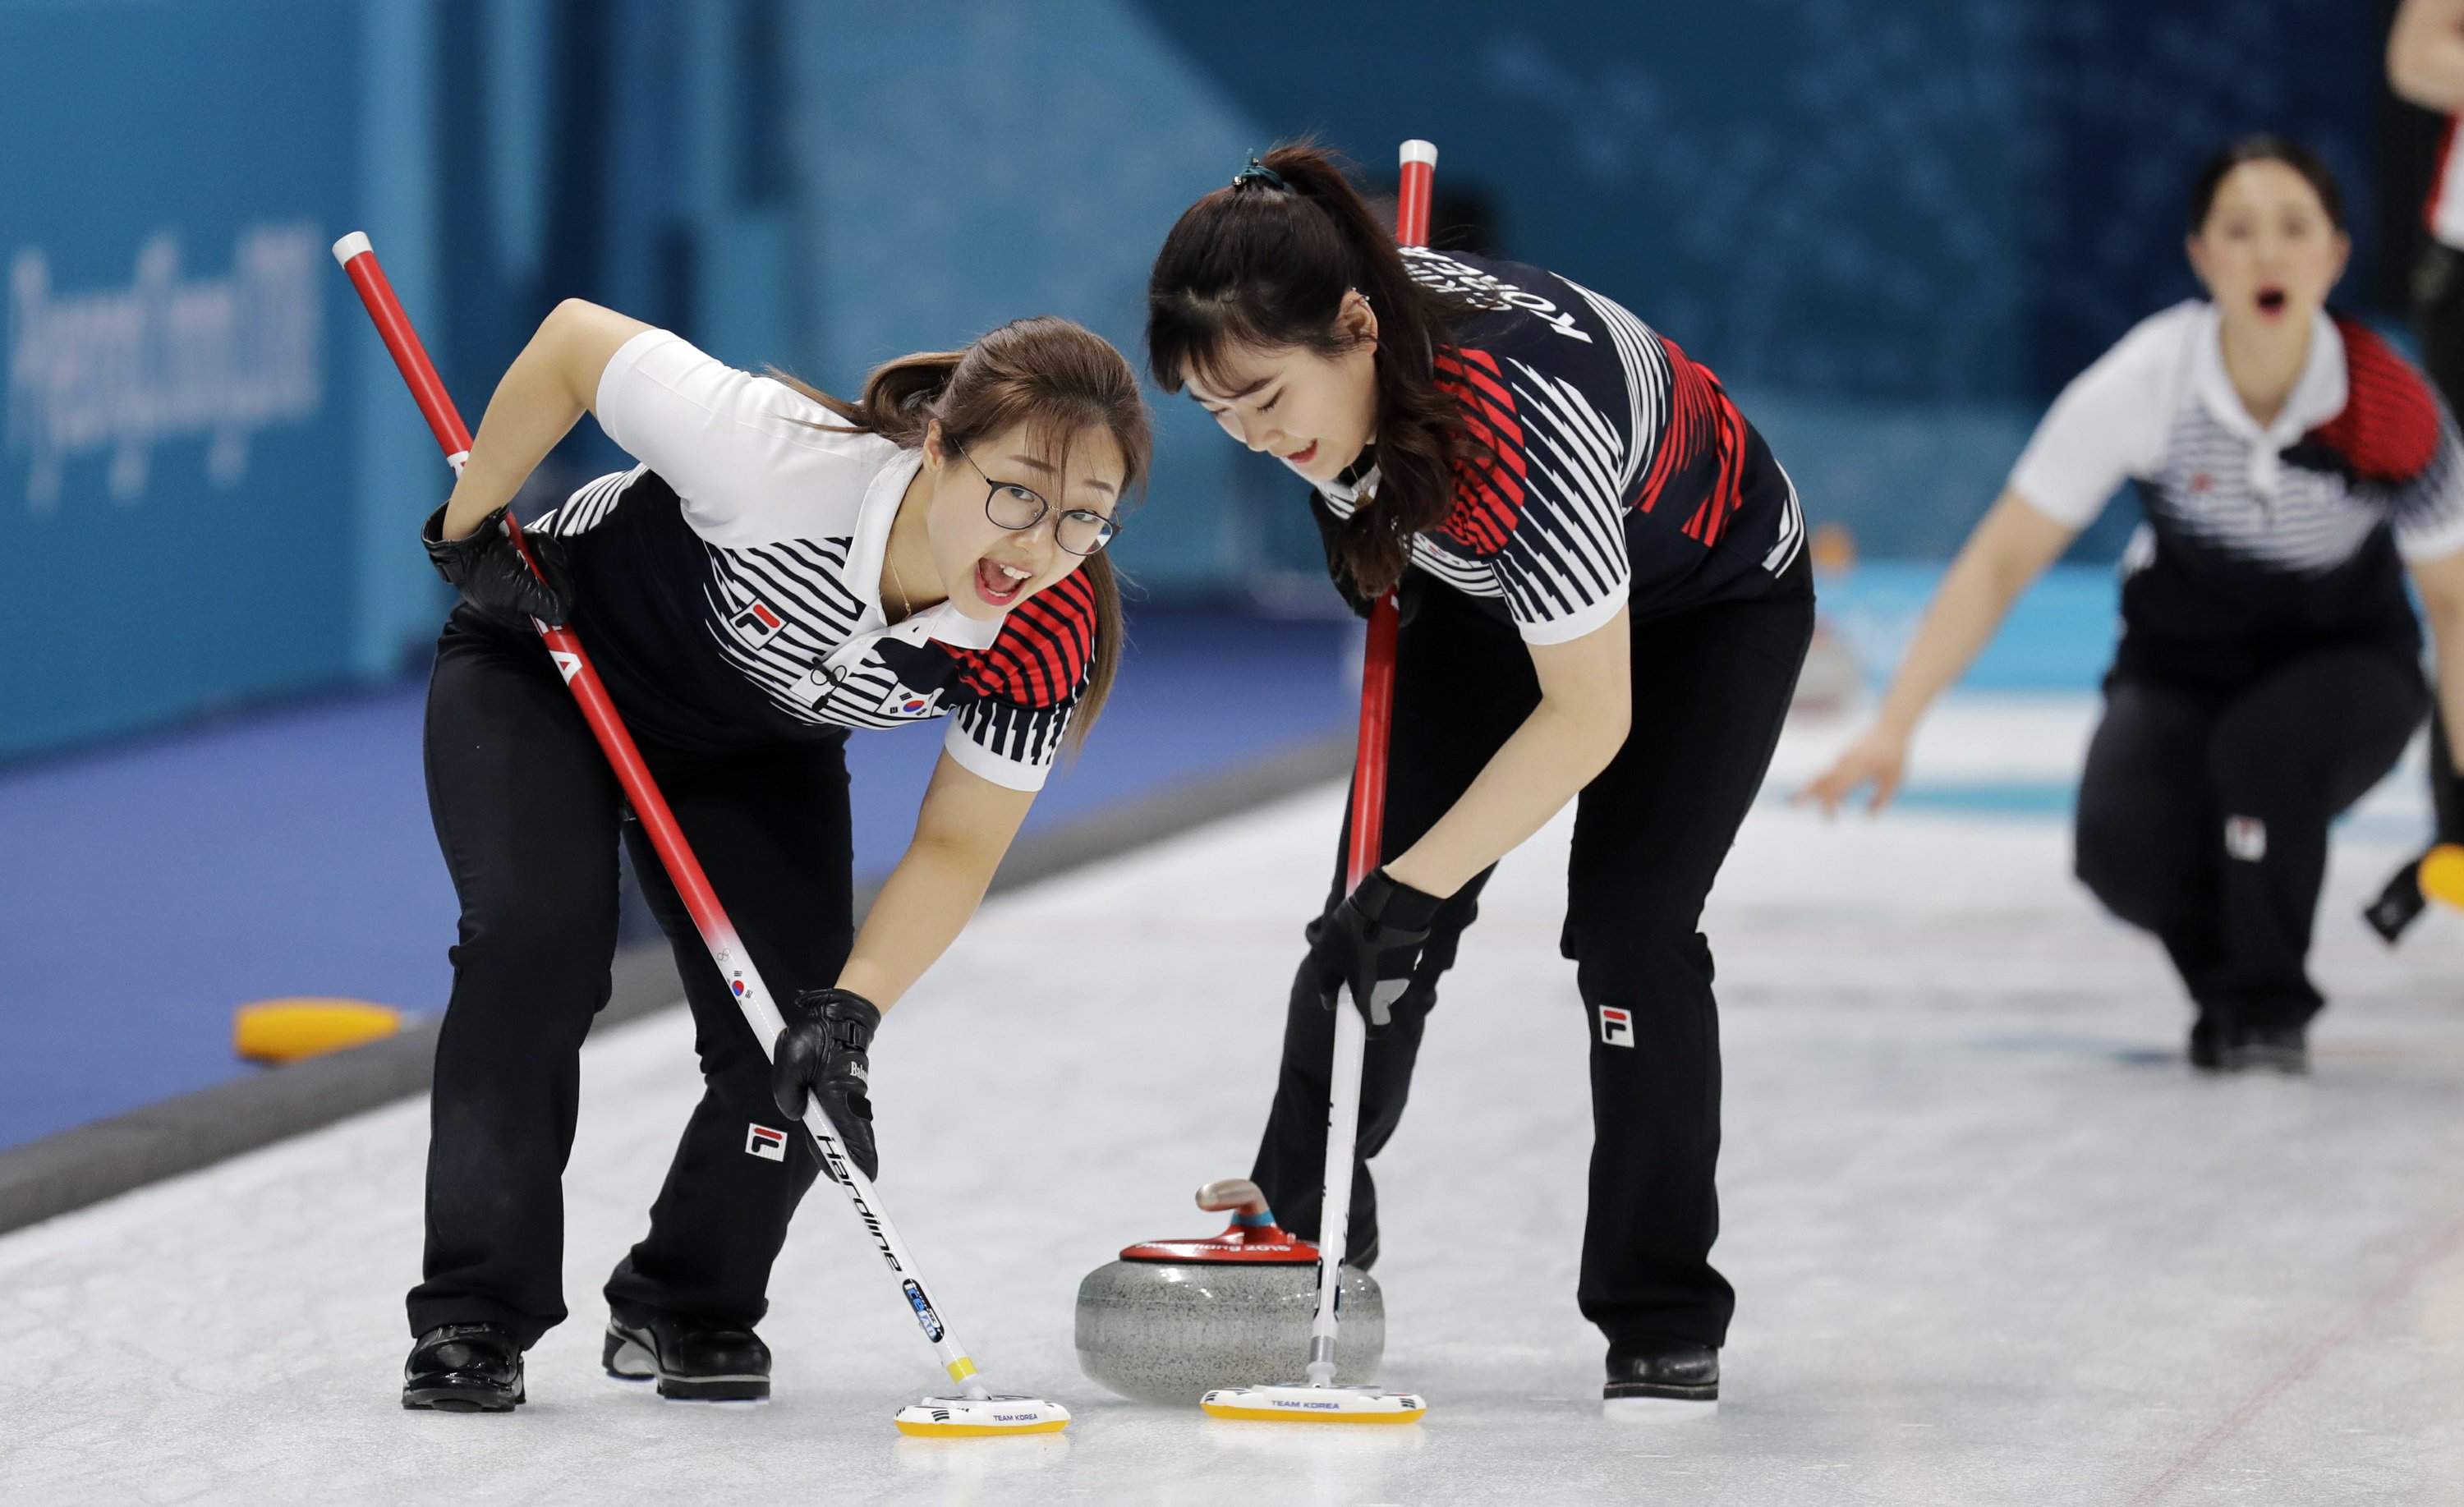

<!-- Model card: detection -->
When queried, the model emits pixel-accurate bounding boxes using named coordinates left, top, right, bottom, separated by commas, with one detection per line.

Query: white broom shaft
left=1303, top=138, right=1437, bottom=1388
left=1305, top=1001, right=1368, bottom=1382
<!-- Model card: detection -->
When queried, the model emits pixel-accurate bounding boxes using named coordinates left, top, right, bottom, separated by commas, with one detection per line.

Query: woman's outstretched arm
left=440, top=299, right=650, bottom=540
left=834, top=753, right=1037, bottom=1011
left=1380, top=604, right=1633, bottom=898
left=2391, top=0, right=2464, bottom=111
left=1797, top=489, right=2079, bottom=816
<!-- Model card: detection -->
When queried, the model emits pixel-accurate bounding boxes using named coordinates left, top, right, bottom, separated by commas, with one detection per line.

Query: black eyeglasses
left=960, top=450, right=1121, bottom=556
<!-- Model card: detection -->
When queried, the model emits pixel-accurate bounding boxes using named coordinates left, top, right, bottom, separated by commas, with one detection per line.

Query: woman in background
left=1804, top=137, right=2464, bottom=1073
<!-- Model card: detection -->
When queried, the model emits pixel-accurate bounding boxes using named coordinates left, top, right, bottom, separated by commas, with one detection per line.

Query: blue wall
left=1131, top=0, right=2388, bottom=563
left=0, top=0, right=448, bottom=763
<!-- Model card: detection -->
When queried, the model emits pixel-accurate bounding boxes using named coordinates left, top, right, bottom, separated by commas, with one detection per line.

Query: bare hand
left=1795, top=723, right=1911, bottom=817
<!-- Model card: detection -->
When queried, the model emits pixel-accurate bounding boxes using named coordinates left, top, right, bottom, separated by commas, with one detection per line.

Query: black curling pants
left=407, top=610, right=847, bottom=1348
left=2073, top=651, right=2425, bottom=1033
left=1249, top=568, right=1814, bottom=1353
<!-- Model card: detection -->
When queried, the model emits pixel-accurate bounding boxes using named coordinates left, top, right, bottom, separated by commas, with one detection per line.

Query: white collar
left=2190, top=302, right=2347, bottom=448
left=1300, top=457, right=1381, bottom=507
left=845, top=447, right=1004, bottom=652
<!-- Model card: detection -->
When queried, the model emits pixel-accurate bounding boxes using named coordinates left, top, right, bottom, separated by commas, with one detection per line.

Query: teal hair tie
left=1230, top=156, right=1290, bottom=194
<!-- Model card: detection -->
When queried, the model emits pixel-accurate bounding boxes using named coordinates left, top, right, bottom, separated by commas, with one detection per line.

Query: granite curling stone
left=1075, top=1178, right=1383, bottom=1406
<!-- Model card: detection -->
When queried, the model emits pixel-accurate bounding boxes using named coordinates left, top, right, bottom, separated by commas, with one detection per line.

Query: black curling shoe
left=1604, top=1340, right=1719, bottom=1406
left=604, top=1309, right=771, bottom=1401
left=402, top=1323, right=525, bottom=1412
left=2188, top=1015, right=2231, bottom=1073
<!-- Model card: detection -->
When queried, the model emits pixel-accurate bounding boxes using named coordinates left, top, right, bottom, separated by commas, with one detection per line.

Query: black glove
left=422, top=503, right=572, bottom=630
left=1301, top=868, right=1445, bottom=1036
left=771, top=987, right=880, bottom=1183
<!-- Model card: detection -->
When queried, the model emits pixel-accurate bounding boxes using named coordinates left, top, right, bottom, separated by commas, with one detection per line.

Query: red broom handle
left=1343, top=140, right=1435, bottom=893
left=330, top=234, right=740, bottom=955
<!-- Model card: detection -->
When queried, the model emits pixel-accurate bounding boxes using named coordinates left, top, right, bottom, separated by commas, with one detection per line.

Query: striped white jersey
left=2011, top=301, right=2464, bottom=691
left=526, top=330, right=1096, bottom=790
left=1307, top=250, right=1804, bottom=642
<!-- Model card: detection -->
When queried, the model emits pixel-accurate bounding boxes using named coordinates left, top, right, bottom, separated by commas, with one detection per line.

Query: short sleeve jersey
left=526, top=330, right=1096, bottom=789
left=1306, top=250, right=1805, bottom=639
left=2009, top=301, right=2464, bottom=691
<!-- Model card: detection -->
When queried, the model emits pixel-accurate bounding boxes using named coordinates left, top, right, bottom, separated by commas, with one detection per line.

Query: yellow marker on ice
left=2423, top=845, right=2464, bottom=913
left=234, top=999, right=403, bottom=1064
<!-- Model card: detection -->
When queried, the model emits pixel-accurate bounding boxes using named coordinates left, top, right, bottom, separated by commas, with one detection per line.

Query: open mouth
left=2256, top=287, right=2287, bottom=315
left=1283, top=441, right=1318, bottom=467
left=973, top=557, right=1031, bottom=608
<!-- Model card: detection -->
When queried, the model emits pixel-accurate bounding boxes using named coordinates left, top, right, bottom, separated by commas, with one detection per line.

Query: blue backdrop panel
left=789, top=0, right=1263, bottom=590
left=0, top=0, right=362, bottom=760
left=1131, top=0, right=2034, bottom=405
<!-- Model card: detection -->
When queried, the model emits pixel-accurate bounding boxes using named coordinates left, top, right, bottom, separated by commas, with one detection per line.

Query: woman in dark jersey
left=400, top=304, right=1145, bottom=1411
left=1806, top=138, right=2464, bottom=1073
left=1147, top=145, right=1814, bottom=1408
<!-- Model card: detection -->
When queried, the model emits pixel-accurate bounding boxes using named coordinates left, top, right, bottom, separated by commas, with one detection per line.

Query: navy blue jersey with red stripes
left=1308, top=250, right=1804, bottom=641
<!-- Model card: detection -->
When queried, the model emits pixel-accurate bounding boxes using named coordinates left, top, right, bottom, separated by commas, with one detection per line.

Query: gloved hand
left=422, top=503, right=572, bottom=630
left=771, top=987, right=880, bottom=1183
left=1300, top=868, right=1445, bottom=1036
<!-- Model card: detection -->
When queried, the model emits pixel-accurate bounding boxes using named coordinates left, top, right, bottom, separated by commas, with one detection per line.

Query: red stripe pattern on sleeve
left=945, top=565, right=1099, bottom=709
left=1635, top=336, right=1752, bottom=549
left=2310, top=322, right=2442, bottom=484
left=1434, top=347, right=1531, bottom=552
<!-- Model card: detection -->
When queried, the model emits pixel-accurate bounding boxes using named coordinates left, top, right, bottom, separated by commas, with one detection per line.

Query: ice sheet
left=6, top=700, right=2464, bottom=1505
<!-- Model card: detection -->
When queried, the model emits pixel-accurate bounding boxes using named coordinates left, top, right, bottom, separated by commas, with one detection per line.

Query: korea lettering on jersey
left=1302, top=250, right=1804, bottom=649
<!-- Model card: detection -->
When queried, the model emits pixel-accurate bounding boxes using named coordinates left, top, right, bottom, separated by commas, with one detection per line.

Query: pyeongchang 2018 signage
left=0, top=0, right=361, bottom=760
left=7, top=225, right=324, bottom=512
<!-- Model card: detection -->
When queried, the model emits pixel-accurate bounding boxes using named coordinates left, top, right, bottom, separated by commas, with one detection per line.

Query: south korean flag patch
left=1597, top=1005, right=1634, bottom=1049
left=745, top=1123, right=788, bottom=1162
left=878, top=682, right=941, bottom=719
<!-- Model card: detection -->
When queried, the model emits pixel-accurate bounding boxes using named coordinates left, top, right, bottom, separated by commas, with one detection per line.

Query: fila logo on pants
left=1597, top=1006, right=1634, bottom=1048
left=745, top=1123, right=788, bottom=1162
left=2225, top=816, right=2267, bottom=862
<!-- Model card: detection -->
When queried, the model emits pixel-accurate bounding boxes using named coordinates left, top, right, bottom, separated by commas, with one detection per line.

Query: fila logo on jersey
left=729, top=600, right=786, bottom=648
left=549, top=650, right=582, bottom=683
left=2225, top=816, right=2267, bottom=862
left=1597, top=1006, right=1634, bottom=1048
left=745, top=1123, right=788, bottom=1162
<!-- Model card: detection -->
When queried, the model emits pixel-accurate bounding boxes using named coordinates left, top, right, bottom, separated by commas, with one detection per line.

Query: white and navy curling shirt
left=2011, top=301, right=2464, bottom=692
left=1307, top=249, right=1806, bottom=640
left=526, top=330, right=1096, bottom=789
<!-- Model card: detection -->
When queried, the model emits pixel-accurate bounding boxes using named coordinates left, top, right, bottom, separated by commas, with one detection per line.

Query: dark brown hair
left=1147, top=141, right=1476, bottom=597
left=2189, top=134, right=2347, bottom=233
left=778, top=315, right=1145, bottom=745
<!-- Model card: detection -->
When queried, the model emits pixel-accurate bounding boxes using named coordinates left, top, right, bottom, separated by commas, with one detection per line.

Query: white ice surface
left=8, top=696, right=2464, bottom=1505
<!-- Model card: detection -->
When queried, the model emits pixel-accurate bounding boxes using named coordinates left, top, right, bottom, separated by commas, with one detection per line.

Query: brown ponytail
left=1147, top=140, right=1475, bottom=597
left=775, top=317, right=1144, bottom=747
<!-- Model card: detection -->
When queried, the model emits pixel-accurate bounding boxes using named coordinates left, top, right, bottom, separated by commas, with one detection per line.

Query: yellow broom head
left=2423, top=844, right=2464, bottom=913
left=892, top=1395, right=1069, bottom=1436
